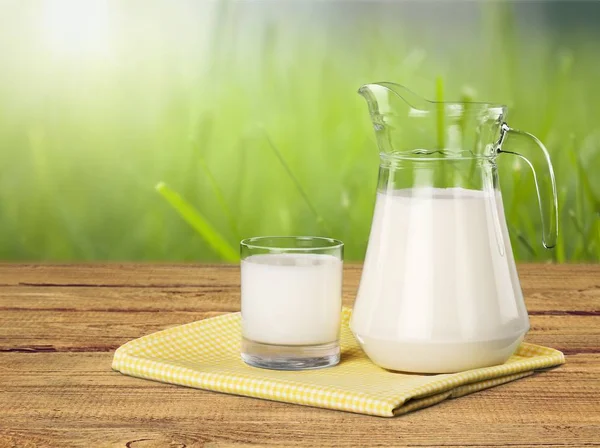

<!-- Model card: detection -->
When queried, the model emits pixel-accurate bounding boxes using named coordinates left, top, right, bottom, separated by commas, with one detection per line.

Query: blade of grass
left=262, top=129, right=332, bottom=235
left=592, top=214, right=600, bottom=261
left=187, top=113, right=214, bottom=193
left=188, top=112, right=240, bottom=241
left=516, top=231, right=537, bottom=258
left=435, top=76, right=445, bottom=150
left=568, top=208, right=590, bottom=259
left=199, top=155, right=241, bottom=240
left=567, top=134, right=585, bottom=259
left=460, top=86, right=479, bottom=188
left=554, top=187, right=568, bottom=262
left=231, top=137, right=249, bottom=217
left=569, top=133, right=600, bottom=259
left=156, top=182, right=239, bottom=262
left=540, top=50, right=573, bottom=141
left=435, top=76, right=447, bottom=187
left=576, top=140, right=600, bottom=212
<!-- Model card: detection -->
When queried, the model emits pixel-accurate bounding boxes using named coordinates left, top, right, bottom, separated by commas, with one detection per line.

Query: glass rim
left=240, top=236, right=344, bottom=251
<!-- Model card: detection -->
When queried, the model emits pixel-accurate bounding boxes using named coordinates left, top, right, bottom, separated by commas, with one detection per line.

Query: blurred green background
left=0, top=0, right=598, bottom=262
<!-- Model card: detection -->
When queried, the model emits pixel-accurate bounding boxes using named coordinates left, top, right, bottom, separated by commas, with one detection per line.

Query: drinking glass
left=240, top=236, right=344, bottom=370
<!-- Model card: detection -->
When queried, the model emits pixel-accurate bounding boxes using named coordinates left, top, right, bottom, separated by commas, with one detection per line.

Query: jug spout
left=358, top=82, right=432, bottom=156
left=358, top=82, right=431, bottom=117
left=358, top=82, right=447, bottom=156
left=358, top=81, right=506, bottom=158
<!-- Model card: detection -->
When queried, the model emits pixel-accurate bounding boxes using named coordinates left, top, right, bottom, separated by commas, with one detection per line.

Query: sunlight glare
left=42, top=0, right=110, bottom=55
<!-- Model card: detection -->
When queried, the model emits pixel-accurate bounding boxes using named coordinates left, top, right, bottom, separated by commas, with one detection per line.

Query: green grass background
left=0, top=1, right=598, bottom=262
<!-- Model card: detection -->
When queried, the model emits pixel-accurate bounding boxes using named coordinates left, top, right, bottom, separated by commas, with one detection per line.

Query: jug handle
left=497, top=122, right=559, bottom=249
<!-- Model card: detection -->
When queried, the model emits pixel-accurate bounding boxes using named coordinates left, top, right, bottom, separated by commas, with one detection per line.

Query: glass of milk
left=240, top=236, right=344, bottom=370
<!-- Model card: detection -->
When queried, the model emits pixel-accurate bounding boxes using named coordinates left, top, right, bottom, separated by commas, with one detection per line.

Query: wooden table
left=0, top=264, right=598, bottom=447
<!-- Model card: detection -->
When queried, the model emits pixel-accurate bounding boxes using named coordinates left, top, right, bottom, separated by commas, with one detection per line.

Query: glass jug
left=350, top=82, right=558, bottom=373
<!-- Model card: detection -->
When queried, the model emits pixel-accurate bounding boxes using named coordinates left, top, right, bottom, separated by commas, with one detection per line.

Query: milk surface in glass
left=242, top=253, right=342, bottom=346
left=351, top=187, right=530, bottom=373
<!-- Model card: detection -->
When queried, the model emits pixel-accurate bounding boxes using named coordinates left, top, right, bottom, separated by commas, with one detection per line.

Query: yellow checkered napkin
left=112, top=308, right=564, bottom=417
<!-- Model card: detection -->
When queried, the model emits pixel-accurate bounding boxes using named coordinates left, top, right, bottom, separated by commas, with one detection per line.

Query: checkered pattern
left=112, top=308, right=565, bottom=417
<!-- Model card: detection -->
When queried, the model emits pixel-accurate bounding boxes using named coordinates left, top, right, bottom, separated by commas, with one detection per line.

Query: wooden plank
left=0, top=353, right=598, bottom=447
left=0, top=284, right=597, bottom=313
left=0, top=263, right=243, bottom=287
left=0, top=309, right=597, bottom=354
left=0, top=263, right=598, bottom=290
left=0, top=309, right=215, bottom=352
left=0, top=286, right=243, bottom=313
left=0, top=264, right=597, bottom=318
left=0, top=263, right=345, bottom=287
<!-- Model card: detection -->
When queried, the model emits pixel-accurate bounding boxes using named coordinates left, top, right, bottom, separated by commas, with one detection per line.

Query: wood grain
left=0, top=263, right=598, bottom=447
